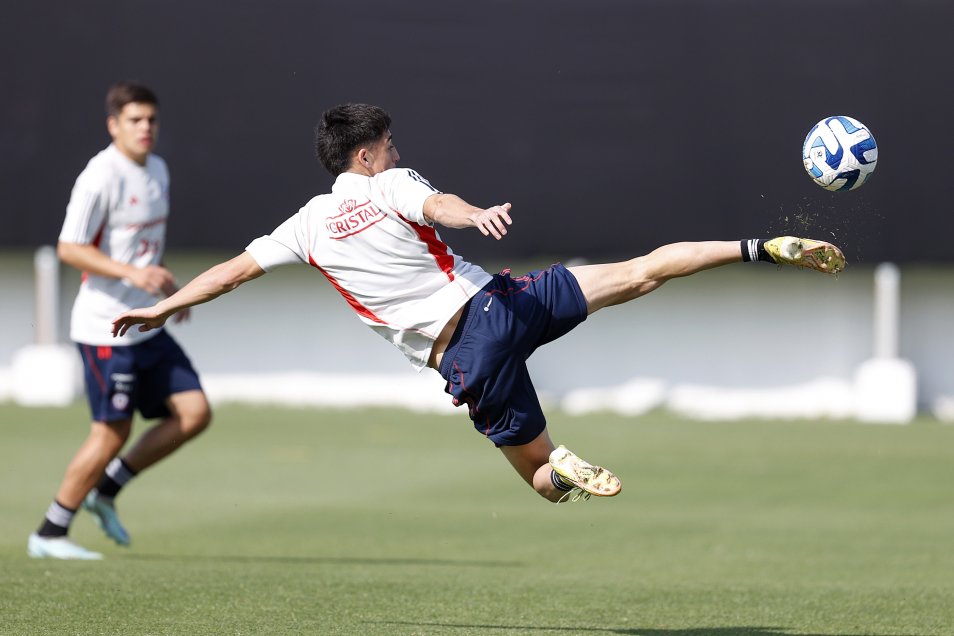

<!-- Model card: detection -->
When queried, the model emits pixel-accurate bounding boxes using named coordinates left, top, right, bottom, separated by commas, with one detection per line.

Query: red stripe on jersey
left=97, top=346, right=112, bottom=360
left=307, top=254, right=386, bottom=324
left=396, top=213, right=455, bottom=282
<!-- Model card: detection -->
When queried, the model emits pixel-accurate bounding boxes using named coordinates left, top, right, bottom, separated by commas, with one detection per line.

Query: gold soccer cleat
left=764, top=236, right=846, bottom=274
left=549, top=445, right=622, bottom=502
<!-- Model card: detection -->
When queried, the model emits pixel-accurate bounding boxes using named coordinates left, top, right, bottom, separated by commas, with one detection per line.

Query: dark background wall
left=2, top=0, right=952, bottom=264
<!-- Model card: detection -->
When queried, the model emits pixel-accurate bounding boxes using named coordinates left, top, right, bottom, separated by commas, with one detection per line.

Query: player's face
left=366, top=131, right=399, bottom=173
left=107, top=102, right=159, bottom=165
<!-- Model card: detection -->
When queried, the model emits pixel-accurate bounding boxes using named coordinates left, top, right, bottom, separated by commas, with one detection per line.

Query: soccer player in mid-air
left=111, top=103, right=845, bottom=507
left=28, top=82, right=212, bottom=560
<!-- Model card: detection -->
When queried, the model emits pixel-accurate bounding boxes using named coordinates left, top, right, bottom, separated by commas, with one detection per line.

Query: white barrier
left=11, top=344, right=82, bottom=406
left=10, top=246, right=82, bottom=406
left=0, top=256, right=928, bottom=422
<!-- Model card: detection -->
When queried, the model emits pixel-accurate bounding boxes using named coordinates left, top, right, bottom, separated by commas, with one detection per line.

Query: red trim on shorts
left=307, top=253, right=386, bottom=324
left=453, top=361, right=491, bottom=437
left=81, top=345, right=108, bottom=391
left=482, top=270, right=543, bottom=298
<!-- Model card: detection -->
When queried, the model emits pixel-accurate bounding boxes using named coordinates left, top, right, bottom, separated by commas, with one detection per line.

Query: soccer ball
left=802, top=116, right=878, bottom=191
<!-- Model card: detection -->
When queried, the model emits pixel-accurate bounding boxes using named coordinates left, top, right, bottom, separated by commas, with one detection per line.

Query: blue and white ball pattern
left=802, top=116, right=878, bottom=191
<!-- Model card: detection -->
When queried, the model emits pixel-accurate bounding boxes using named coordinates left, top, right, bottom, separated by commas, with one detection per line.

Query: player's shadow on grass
left=123, top=553, right=521, bottom=568
left=369, top=624, right=913, bottom=636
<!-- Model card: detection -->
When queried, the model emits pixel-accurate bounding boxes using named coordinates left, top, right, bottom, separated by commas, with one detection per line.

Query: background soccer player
left=110, top=103, right=844, bottom=508
left=28, top=82, right=212, bottom=560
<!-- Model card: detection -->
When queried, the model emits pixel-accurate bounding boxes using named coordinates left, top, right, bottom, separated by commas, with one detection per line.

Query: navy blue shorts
left=77, top=330, right=203, bottom=423
left=438, top=264, right=588, bottom=446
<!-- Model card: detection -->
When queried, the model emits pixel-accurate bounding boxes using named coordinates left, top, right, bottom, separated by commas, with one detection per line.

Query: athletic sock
left=95, top=457, right=138, bottom=498
left=37, top=500, right=76, bottom=537
left=741, top=239, right=775, bottom=263
left=550, top=470, right=574, bottom=492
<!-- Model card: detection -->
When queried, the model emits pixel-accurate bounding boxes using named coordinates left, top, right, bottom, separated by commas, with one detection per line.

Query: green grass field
left=1, top=403, right=952, bottom=636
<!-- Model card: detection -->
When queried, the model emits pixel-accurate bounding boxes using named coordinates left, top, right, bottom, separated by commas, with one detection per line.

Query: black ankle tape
left=741, top=239, right=773, bottom=263
left=551, top=470, right=573, bottom=492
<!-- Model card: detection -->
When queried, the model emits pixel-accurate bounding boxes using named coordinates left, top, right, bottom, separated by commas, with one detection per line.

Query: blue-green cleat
left=83, top=491, right=131, bottom=546
left=27, top=533, right=103, bottom=560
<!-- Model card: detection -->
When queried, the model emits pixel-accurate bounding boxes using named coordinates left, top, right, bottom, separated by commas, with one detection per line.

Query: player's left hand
left=473, top=203, right=512, bottom=240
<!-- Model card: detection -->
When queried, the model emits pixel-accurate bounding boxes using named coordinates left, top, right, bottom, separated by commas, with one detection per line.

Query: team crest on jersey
left=326, top=199, right=385, bottom=239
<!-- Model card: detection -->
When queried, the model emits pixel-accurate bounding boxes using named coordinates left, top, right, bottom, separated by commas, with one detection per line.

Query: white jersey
left=59, top=144, right=170, bottom=346
left=246, top=169, right=493, bottom=370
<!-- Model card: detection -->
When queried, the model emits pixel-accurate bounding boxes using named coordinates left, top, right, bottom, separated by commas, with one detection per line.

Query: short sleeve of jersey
left=374, top=168, right=440, bottom=225
left=245, top=212, right=309, bottom=271
left=59, top=163, right=108, bottom=244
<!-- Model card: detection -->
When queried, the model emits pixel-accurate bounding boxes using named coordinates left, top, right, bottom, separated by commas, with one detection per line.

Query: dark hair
left=105, top=81, right=159, bottom=117
left=315, top=103, right=392, bottom=176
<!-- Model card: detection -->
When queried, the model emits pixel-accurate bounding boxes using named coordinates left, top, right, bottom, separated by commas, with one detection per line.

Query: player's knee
left=181, top=405, right=212, bottom=438
left=96, top=419, right=133, bottom=447
left=193, top=407, right=213, bottom=435
left=603, top=257, right=661, bottom=306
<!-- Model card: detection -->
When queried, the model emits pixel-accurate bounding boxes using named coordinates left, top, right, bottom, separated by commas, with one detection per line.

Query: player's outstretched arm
left=112, top=251, right=266, bottom=337
left=423, top=194, right=512, bottom=240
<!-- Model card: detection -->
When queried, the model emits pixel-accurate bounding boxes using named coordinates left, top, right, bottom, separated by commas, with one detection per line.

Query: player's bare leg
left=29, top=419, right=131, bottom=558
left=499, top=429, right=620, bottom=503
left=121, top=389, right=211, bottom=471
left=55, top=419, right=132, bottom=509
left=499, top=429, right=563, bottom=501
left=569, top=238, right=844, bottom=316
left=83, top=390, right=210, bottom=546
left=569, top=241, right=742, bottom=315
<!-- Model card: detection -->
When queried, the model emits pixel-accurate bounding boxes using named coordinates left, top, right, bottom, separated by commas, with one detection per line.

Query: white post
left=12, top=245, right=81, bottom=406
left=34, top=245, right=59, bottom=345
left=873, top=262, right=900, bottom=358
left=854, top=262, right=917, bottom=423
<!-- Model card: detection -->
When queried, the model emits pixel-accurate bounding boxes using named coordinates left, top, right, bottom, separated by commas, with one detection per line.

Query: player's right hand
left=127, top=265, right=175, bottom=296
left=112, top=307, right=169, bottom=337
